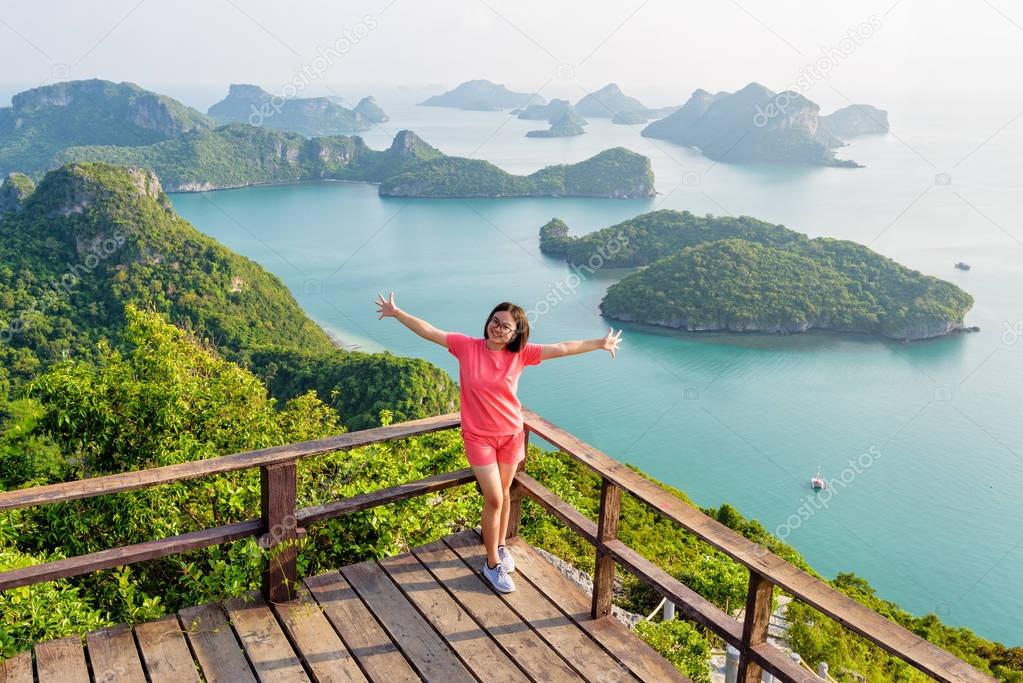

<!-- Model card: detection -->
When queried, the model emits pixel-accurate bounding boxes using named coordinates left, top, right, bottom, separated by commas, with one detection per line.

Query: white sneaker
left=482, top=559, right=515, bottom=593
left=498, top=545, right=515, bottom=573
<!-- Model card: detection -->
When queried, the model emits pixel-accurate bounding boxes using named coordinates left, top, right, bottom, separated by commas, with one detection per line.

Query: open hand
left=375, top=291, right=398, bottom=319
left=602, top=327, right=623, bottom=358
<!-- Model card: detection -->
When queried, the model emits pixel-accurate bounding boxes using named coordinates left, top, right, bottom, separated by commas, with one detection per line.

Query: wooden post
left=737, top=571, right=773, bottom=682
left=591, top=478, right=621, bottom=619
left=261, top=462, right=298, bottom=603
left=505, top=429, right=529, bottom=540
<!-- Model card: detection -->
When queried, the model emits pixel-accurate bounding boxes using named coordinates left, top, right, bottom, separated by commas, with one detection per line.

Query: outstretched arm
left=375, top=292, right=449, bottom=347
left=541, top=327, right=622, bottom=360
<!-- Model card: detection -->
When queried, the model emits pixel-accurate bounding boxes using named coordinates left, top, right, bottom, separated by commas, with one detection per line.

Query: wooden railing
left=0, top=410, right=995, bottom=682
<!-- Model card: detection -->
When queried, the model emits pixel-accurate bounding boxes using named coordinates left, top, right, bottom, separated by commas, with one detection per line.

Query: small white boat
left=811, top=466, right=827, bottom=491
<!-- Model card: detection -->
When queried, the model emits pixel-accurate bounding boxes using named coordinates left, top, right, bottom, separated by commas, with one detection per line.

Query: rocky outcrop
left=354, top=96, right=388, bottom=123
left=642, top=83, right=859, bottom=166
left=0, top=173, right=35, bottom=212
left=575, top=83, right=650, bottom=118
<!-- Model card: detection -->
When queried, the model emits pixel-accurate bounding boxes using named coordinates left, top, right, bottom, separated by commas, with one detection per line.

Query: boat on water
left=955, top=262, right=971, bottom=271
left=811, top=466, right=827, bottom=491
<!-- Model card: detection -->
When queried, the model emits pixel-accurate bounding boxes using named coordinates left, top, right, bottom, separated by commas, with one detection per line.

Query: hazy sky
left=2, top=0, right=1022, bottom=110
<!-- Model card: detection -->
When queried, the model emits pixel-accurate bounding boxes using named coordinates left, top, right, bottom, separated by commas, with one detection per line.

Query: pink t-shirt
left=447, top=332, right=542, bottom=436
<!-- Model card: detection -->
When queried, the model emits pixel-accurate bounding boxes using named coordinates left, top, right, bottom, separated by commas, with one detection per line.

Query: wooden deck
left=0, top=530, right=688, bottom=683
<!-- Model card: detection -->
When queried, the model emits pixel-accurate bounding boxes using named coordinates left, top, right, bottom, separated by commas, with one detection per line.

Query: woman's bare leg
left=497, top=460, right=519, bottom=545
left=472, top=463, right=503, bottom=567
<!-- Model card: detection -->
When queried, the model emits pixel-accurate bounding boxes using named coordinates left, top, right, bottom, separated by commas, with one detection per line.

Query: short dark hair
left=483, top=302, right=530, bottom=352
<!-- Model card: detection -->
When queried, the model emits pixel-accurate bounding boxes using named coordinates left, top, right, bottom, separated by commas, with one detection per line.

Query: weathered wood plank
left=262, top=463, right=300, bottom=603
left=304, top=572, right=419, bottom=683
left=179, top=603, right=258, bottom=683
left=413, top=536, right=584, bottom=682
left=223, top=592, right=310, bottom=682
left=34, top=636, right=88, bottom=683
left=86, top=623, right=148, bottom=683
left=342, top=561, right=474, bottom=682
left=737, top=573, right=773, bottom=683
left=134, top=614, right=202, bottom=683
left=446, top=532, right=640, bottom=682
left=0, top=413, right=460, bottom=512
left=591, top=479, right=620, bottom=620
left=484, top=533, right=691, bottom=683
left=271, top=588, right=368, bottom=683
left=0, top=651, right=33, bottom=683
left=522, top=409, right=996, bottom=683
left=378, top=551, right=528, bottom=682
left=0, top=519, right=262, bottom=592
left=296, top=469, right=475, bottom=527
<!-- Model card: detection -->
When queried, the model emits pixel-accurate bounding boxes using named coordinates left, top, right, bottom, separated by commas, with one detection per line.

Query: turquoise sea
left=170, top=97, right=1023, bottom=643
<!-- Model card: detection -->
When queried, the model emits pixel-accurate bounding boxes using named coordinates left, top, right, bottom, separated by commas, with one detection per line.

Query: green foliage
left=635, top=619, right=712, bottom=682
left=541, top=209, right=972, bottom=339
left=250, top=347, right=458, bottom=432
left=0, top=162, right=456, bottom=428
left=0, top=309, right=475, bottom=652
left=380, top=147, right=654, bottom=198
left=0, top=79, right=212, bottom=176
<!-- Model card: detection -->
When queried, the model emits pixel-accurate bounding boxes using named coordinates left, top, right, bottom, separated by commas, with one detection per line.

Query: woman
left=375, top=292, right=622, bottom=593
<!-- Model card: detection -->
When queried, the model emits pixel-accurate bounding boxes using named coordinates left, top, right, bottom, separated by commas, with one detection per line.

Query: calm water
left=170, top=97, right=1023, bottom=643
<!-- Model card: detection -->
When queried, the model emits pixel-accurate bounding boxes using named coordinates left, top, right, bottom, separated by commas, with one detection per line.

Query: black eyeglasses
left=489, top=316, right=515, bottom=333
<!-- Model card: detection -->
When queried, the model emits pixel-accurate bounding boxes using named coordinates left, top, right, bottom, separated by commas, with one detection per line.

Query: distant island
left=540, top=209, right=973, bottom=340
left=0, top=79, right=213, bottom=177
left=354, top=96, right=389, bottom=123
left=419, top=79, right=544, bottom=111
left=573, top=83, right=680, bottom=123
left=641, top=84, right=863, bottom=167
left=208, top=83, right=372, bottom=135
left=820, top=104, right=890, bottom=139
left=514, top=99, right=583, bottom=123
left=525, top=111, right=586, bottom=138
left=379, top=147, right=654, bottom=198
left=55, top=125, right=655, bottom=198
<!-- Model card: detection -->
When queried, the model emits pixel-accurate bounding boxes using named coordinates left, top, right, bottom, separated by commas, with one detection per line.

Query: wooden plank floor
left=3, top=530, right=690, bottom=682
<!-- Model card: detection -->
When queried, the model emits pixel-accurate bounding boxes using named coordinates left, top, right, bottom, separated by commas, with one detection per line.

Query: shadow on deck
left=3, top=530, right=684, bottom=683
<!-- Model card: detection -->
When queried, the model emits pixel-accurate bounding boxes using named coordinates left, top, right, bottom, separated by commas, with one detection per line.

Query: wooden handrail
left=0, top=412, right=461, bottom=512
left=0, top=409, right=996, bottom=682
left=521, top=409, right=994, bottom=683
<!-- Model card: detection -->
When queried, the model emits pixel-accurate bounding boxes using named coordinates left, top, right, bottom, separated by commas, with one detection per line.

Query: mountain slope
left=0, top=80, right=213, bottom=176
left=0, top=162, right=458, bottom=425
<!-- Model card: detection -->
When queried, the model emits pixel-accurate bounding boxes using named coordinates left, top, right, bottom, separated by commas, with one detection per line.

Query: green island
left=526, top=110, right=588, bottom=138
left=54, top=125, right=654, bottom=198
left=0, top=164, right=1018, bottom=682
left=378, top=147, right=654, bottom=198
left=540, top=210, right=974, bottom=340
left=0, top=80, right=213, bottom=177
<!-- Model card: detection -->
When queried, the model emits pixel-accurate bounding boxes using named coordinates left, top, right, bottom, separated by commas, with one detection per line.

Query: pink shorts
left=462, top=430, right=526, bottom=467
